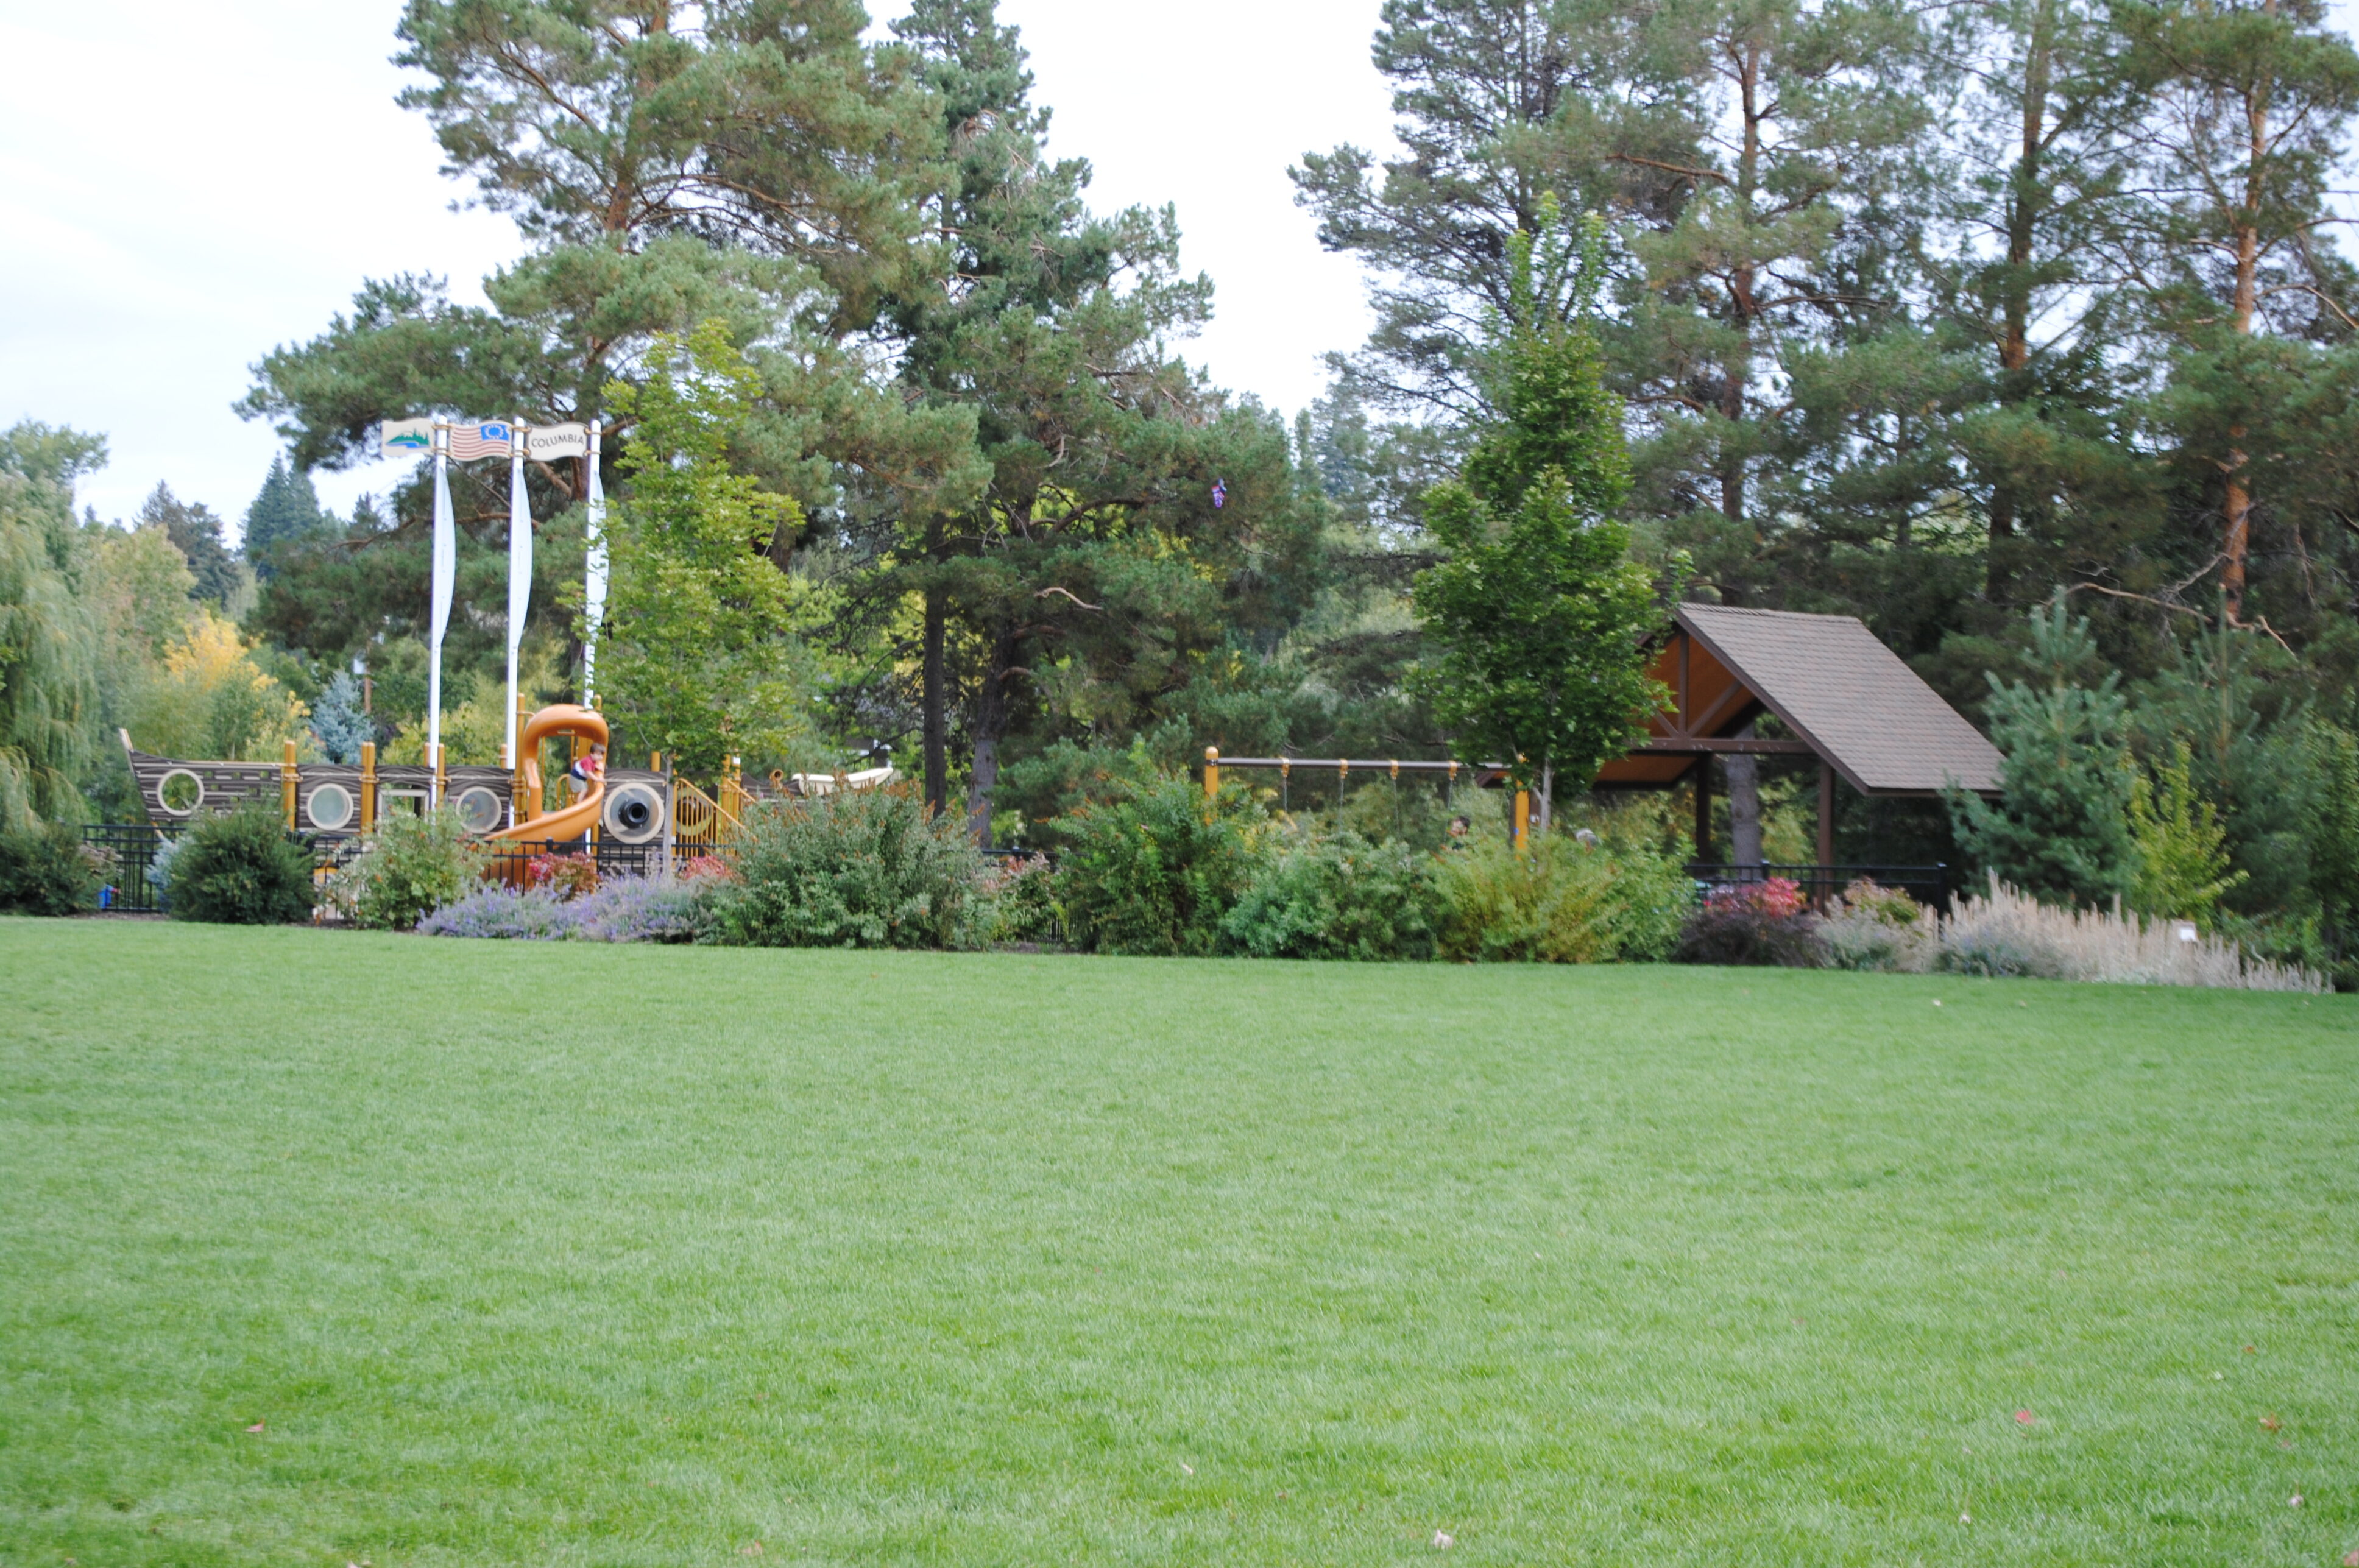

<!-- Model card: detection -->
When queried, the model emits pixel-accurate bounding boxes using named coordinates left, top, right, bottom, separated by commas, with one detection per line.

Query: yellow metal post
left=1513, top=788, right=1530, bottom=853
left=432, top=743, right=447, bottom=811
left=510, top=694, right=531, bottom=824
left=359, top=741, right=377, bottom=833
left=1203, top=747, right=1219, bottom=810
left=281, top=740, right=299, bottom=829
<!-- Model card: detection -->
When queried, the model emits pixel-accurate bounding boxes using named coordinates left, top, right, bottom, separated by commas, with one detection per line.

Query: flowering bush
left=1674, top=877, right=1827, bottom=967
left=330, top=808, right=486, bottom=930
left=417, top=885, right=575, bottom=939
left=569, top=875, right=717, bottom=942
left=524, top=852, right=600, bottom=899
left=417, top=874, right=720, bottom=942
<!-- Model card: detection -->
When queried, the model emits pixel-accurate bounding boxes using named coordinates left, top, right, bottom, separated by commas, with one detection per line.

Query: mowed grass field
left=2, top=922, right=2355, bottom=1567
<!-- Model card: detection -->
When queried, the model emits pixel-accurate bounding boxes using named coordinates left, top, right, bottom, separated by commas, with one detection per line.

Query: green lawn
left=1, top=923, right=2354, bottom=1567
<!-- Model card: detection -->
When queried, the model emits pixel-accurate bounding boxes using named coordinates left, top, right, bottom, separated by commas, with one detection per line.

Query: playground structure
left=111, top=701, right=897, bottom=902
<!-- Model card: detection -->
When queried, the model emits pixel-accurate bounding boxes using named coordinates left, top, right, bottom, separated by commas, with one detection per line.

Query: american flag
left=448, top=421, right=514, bottom=460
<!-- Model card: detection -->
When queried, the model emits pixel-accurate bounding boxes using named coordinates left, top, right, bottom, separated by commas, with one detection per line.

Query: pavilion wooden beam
left=1634, top=738, right=1817, bottom=756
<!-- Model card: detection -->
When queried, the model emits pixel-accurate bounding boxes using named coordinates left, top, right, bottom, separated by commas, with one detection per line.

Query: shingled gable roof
left=1673, top=604, right=2003, bottom=796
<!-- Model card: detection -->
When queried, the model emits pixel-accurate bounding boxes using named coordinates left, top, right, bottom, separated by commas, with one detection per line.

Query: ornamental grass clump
left=1936, top=875, right=2322, bottom=991
left=1820, top=879, right=1934, bottom=973
left=1223, top=830, right=1441, bottom=961
left=165, top=803, right=316, bottom=925
left=1673, top=877, right=1828, bottom=968
left=712, top=784, right=979, bottom=949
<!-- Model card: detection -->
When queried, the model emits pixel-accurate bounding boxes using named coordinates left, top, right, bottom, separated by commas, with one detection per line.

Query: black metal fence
left=82, top=822, right=179, bottom=913
left=1686, top=862, right=1951, bottom=913
left=84, top=823, right=674, bottom=914
left=479, top=836, right=668, bottom=885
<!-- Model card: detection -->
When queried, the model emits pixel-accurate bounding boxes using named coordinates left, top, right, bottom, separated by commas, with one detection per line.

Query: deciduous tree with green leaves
left=0, top=422, right=102, bottom=832
left=595, top=321, right=816, bottom=779
left=1412, top=206, right=1677, bottom=832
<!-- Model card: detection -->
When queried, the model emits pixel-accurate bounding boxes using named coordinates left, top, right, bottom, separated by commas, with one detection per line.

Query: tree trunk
left=1721, top=41, right=1764, bottom=529
left=965, top=627, right=1017, bottom=846
left=1537, top=759, right=1554, bottom=836
left=922, top=584, right=946, bottom=815
left=2223, top=56, right=2267, bottom=623
left=1989, top=0, right=2053, bottom=597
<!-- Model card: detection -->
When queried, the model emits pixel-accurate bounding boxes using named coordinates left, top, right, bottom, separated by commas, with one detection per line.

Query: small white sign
left=525, top=423, right=590, bottom=461
left=380, top=417, right=434, bottom=453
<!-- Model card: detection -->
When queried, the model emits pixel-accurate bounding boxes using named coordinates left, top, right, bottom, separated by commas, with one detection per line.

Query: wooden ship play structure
left=118, top=701, right=895, bottom=875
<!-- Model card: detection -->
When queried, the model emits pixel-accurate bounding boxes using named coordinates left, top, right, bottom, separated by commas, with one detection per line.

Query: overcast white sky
left=0, top=1, right=1395, bottom=537
left=21, top=3, right=2359, bottom=539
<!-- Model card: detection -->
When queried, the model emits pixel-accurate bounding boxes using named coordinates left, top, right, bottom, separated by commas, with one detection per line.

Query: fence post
left=359, top=741, right=376, bottom=834
left=1513, top=788, right=1530, bottom=853
left=281, top=741, right=298, bottom=830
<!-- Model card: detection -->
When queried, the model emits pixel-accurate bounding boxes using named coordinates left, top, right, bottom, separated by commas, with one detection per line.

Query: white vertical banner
left=584, top=419, right=606, bottom=705
left=505, top=431, right=532, bottom=769
left=427, top=426, right=456, bottom=793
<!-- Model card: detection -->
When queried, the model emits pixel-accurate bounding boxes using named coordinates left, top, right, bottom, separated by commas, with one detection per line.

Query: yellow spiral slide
left=485, top=704, right=609, bottom=842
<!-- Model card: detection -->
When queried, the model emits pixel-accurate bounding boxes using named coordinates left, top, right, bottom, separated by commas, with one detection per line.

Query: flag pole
left=504, top=425, right=531, bottom=771
left=426, top=422, right=454, bottom=802
left=584, top=418, right=605, bottom=707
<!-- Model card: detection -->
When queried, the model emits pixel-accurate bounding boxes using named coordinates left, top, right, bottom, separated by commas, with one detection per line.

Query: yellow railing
left=669, top=775, right=745, bottom=857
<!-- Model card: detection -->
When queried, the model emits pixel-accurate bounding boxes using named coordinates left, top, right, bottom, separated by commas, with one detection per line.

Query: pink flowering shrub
left=1675, top=876, right=1827, bottom=967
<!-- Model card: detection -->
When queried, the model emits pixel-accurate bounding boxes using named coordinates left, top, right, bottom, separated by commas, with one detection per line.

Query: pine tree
left=1948, top=594, right=2135, bottom=905
left=306, top=672, right=377, bottom=767
left=241, top=456, right=330, bottom=574
left=2120, top=0, right=2359, bottom=623
left=878, top=0, right=1307, bottom=842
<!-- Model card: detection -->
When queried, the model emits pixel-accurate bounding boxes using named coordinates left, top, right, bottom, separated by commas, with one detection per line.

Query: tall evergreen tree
left=241, top=455, right=330, bottom=573
left=2121, top=0, right=2359, bottom=623
left=879, top=0, right=1309, bottom=841
left=1935, top=0, right=2151, bottom=599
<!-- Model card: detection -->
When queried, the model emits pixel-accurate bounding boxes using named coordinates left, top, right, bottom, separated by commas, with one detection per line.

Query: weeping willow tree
left=0, top=422, right=103, bottom=832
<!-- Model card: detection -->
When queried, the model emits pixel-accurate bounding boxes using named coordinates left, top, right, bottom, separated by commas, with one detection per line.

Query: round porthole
left=155, top=768, right=204, bottom=816
left=305, top=782, right=355, bottom=832
left=453, top=785, right=505, bottom=836
left=603, top=779, right=666, bottom=844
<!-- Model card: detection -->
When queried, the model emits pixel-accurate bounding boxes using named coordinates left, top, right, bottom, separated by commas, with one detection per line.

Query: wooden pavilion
left=1597, top=604, right=2003, bottom=865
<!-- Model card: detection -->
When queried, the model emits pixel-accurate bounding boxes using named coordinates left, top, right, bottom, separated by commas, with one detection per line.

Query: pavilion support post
left=1817, top=759, right=1837, bottom=905
left=1692, top=760, right=1713, bottom=862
